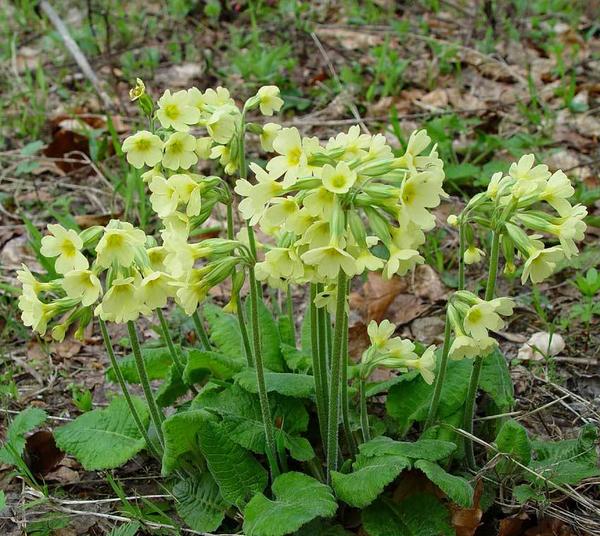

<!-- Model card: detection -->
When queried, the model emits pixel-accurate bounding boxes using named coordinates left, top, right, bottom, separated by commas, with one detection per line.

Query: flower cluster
left=360, top=319, right=436, bottom=384
left=238, top=127, right=447, bottom=289
left=18, top=220, right=247, bottom=336
left=446, top=291, right=514, bottom=360
left=454, top=154, right=586, bottom=284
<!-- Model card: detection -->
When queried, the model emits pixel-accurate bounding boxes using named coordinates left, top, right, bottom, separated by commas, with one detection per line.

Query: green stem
left=100, top=320, right=161, bottom=459
left=463, top=230, right=501, bottom=469
left=286, top=284, right=296, bottom=343
left=127, top=321, right=164, bottom=446
left=341, top=306, right=357, bottom=456
left=310, top=284, right=328, bottom=452
left=156, top=309, right=198, bottom=395
left=326, top=270, right=348, bottom=483
left=359, top=378, right=370, bottom=443
left=458, top=221, right=466, bottom=291
left=424, top=314, right=452, bottom=429
left=248, top=265, right=280, bottom=479
left=316, top=288, right=329, bottom=403
left=192, top=310, right=211, bottom=351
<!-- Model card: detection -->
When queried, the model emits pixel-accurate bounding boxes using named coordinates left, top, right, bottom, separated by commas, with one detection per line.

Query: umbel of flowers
left=18, top=80, right=585, bottom=502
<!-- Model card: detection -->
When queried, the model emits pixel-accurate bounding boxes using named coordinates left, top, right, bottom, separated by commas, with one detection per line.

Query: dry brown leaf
left=74, top=214, right=115, bottom=228
left=499, top=513, right=530, bottom=536
left=316, top=27, right=382, bottom=50
left=45, top=464, right=80, bottom=484
left=390, top=294, right=428, bottom=326
left=350, top=272, right=408, bottom=323
left=15, top=46, right=41, bottom=73
left=450, top=479, right=483, bottom=536
left=24, top=430, right=65, bottom=477
left=517, top=332, right=565, bottom=361
left=410, top=316, right=446, bottom=344
left=348, top=322, right=370, bottom=361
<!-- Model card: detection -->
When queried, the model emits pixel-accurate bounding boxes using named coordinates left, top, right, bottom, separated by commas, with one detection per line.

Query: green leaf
left=243, top=472, right=337, bottom=536
left=0, top=407, right=47, bottom=465
left=386, top=359, right=472, bottom=432
left=193, top=383, right=309, bottom=459
left=362, top=494, right=453, bottom=536
left=300, top=309, right=311, bottom=352
left=414, top=460, right=473, bottom=507
left=204, top=303, right=243, bottom=357
left=278, top=315, right=295, bottom=346
left=0, top=490, right=5, bottom=513
left=513, top=484, right=545, bottom=504
left=235, top=369, right=314, bottom=398
left=173, top=473, right=228, bottom=532
left=197, top=417, right=268, bottom=507
left=332, top=454, right=410, bottom=508
left=445, top=163, right=481, bottom=184
left=106, top=346, right=173, bottom=383
left=281, top=343, right=312, bottom=373
left=156, top=364, right=189, bottom=407
left=479, top=349, right=514, bottom=412
left=529, top=424, right=600, bottom=486
left=184, top=350, right=244, bottom=382
left=246, top=299, right=285, bottom=372
left=54, top=397, right=149, bottom=470
left=359, top=436, right=457, bottom=462
left=161, top=410, right=207, bottom=475
left=283, top=435, right=315, bottom=462
left=495, top=419, right=531, bottom=474
left=108, top=521, right=141, bottom=536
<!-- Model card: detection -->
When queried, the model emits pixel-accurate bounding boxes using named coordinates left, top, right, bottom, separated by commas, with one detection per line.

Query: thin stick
left=39, top=1, right=113, bottom=110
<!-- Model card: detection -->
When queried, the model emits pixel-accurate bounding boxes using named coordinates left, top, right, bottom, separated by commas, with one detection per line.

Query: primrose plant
left=12, top=80, right=589, bottom=535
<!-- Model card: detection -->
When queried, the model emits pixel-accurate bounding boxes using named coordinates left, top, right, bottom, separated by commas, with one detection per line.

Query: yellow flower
left=302, top=188, right=335, bottom=219
left=353, top=247, right=384, bottom=274
left=383, top=247, right=423, bottom=279
left=398, top=171, right=445, bottom=230
left=129, top=78, right=145, bottom=101
left=202, top=86, right=234, bottom=107
left=18, top=289, right=51, bottom=335
left=235, top=163, right=283, bottom=224
left=284, top=207, right=316, bottom=235
left=326, top=125, right=371, bottom=160
left=463, top=302, right=504, bottom=340
left=396, top=129, right=431, bottom=169
left=267, top=127, right=313, bottom=187
left=522, top=245, right=563, bottom=284
left=186, top=87, right=207, bottom=113
left=301, top=245, right=357, bottom=280
left=449, top=335, right=482, bottom=360
left=163, top=132, right=198, bottom=170
left=62, top=270, right=102, bottom=306
left=95, top=221, right=146, bottom=268
left=156, top=89, right=200, bottom=132
left=321, top=162, right=357, bottom=194
left=175, top=271, right=208, bottom=315
left=256, top=86, right=284, bottom=116
left=147, top=246, right=168, bottom=271
left=541, top=170, right=574, bottom=216
left=367, top=319, right=396, bottom=349
left=195, top=137, right=213, bottom=159
left=149, top=176, right=179, bottom=218
left=40, top=224, right=88, bottom=274
left=260, top=123, right=282, bottom=152
left=206, top=109, right=238, bottom=144
left=404, top=345, right=437, bottom=385
left=463, top=245, right=485, bottom=265
left=141, top=165, right=163, bottom=184
left=17, top=264, right=46, bottom=294
left=262, top=197, right=299, bottom=228
left=509, top=154, right=550, bottom=185
left=139, top=271, right=175, bottom=309
left=122, top=131, right=164, bottom=169
left=96, top=276, right=143, bottom=323
left=168, top=173, right=203, bottom=217
left=554, top=205, right=587, bottom=258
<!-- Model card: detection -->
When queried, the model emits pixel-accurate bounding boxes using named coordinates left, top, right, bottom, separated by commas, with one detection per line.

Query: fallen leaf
left=499, top=513, right=530, bottom=536
left=390, top=294, right=428, bottom=326
left=450, top=479, right=483, bottom=536
left=350, top=272, right=408, bottom=323
left=410, top=316, right=446, bottom=345
left=45, top=464, right=80, bottom=484
left=413, top=265, right=447, bottom=302
left=517, top=332, right=565, bottom=361
left=74, top=214, right=115, bottom=228
left=348, top=322, right=370, bottom=361
left=24, top=430, right=65, bottom=477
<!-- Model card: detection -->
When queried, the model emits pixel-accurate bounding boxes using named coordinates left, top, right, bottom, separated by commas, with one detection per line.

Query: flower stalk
left=127, top=321, right=165, bottom=447
left=326, top=269, right=348, bottom=482
left=310, top=284, right=328, bottom=452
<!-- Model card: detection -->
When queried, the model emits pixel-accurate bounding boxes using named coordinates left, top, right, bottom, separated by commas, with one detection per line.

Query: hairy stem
left=310, top=284, right=328, bottom=452
left=192, top=310, right=211, bottom=351
left=127, top=321, right=165, bottom=444
left=226, top=201, right=253, bottom=365
left=341, top=304, right=357, bottom=456
left=463, top=230, right=501, bottom=469
left=100, top=320, right=161, bottom=458
left=359, top=378, right=371, bottom=443
left=424, top=314, right=452, bottom=429
left=326, top=270, right=348, bottom=483
left=286, top=284, right=296, bottom=343
left=248, top=264, right=280, bottom=480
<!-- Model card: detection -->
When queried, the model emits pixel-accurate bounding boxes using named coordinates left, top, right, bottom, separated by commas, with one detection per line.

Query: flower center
left=164, top=104, right=180, bottom=120
left=135, top=138, right=151, bottom=151
left=169, top=140, right=183, bottom=155
left=61, top=239, right=77, bottom=257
